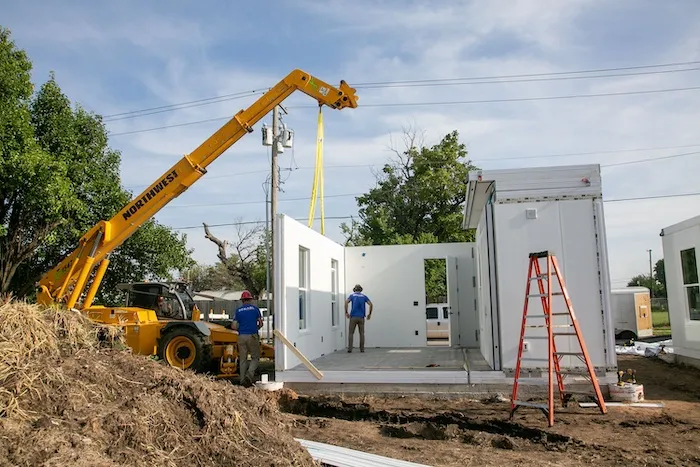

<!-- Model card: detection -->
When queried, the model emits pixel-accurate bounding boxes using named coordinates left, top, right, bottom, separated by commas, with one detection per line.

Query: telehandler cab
left=35, top=69, right=359, bottom=378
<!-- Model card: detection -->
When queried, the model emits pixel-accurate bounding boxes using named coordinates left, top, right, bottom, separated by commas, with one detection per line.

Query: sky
left=3, top=0, right=700, bottom=288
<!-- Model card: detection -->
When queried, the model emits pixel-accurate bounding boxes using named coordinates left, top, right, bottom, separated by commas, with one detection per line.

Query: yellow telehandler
left=35, top=70, right=359, bottom=378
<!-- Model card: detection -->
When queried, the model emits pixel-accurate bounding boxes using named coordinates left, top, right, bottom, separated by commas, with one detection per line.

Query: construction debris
left=296, top=438, right=433, bottom=467
left=0, top=300, right=313, bottom=466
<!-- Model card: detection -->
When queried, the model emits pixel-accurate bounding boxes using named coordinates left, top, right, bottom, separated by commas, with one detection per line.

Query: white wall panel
left=274, top=215, right=345, bottom=370
left=661, top=216, right=700, bottom=360
left=493, top=200, right=608, bottom=370
left=344, top=243, right=477, bottom=348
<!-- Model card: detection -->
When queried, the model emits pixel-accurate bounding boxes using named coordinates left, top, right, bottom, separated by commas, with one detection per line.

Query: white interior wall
left=493, top=199, right=609, bottom=370
left=344, top=243, right=477, bottom=348
left=274, top=215, right=345, bottom=371
left=661, top=217, right=700, bottom=361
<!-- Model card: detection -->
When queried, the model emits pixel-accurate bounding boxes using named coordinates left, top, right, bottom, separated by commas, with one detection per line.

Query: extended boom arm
left=37, top=69, right=358, bottom=309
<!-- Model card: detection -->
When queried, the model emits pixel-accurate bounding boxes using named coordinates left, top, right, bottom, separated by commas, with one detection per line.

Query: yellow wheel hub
left=165, top=336, right=196, bottom=369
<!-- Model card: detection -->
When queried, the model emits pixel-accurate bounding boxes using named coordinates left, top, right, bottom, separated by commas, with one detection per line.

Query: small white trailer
left=611, top=286, right=653, bottom=340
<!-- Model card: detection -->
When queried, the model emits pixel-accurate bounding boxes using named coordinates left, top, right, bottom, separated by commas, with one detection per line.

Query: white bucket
left=608, top=383, right=644, bottom=402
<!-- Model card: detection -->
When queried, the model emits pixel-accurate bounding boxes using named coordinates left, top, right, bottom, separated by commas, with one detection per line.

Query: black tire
left=616, top=330, right=637, bottom=342
left=157, top=326, right=212, bottom=373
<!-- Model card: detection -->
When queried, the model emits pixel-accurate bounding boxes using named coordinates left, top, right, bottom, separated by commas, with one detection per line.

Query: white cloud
left=3, top=0, right=700, bottom=287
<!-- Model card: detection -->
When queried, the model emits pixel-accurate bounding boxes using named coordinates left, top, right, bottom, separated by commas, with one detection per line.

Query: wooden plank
left=273, top=329, right=324, bottom=380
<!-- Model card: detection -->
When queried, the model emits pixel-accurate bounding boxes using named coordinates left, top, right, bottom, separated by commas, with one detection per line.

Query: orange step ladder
left=509, top=250, right=607, bottom=427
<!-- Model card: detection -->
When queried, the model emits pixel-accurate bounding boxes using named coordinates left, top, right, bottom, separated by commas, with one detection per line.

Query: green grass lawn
left=652, top=309, right=671, bottom=336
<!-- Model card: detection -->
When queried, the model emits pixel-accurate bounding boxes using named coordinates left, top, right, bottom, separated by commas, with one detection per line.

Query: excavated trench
left=280, top=395, right=590, bottom=451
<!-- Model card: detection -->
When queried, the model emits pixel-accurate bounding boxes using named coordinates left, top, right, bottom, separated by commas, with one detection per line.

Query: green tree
left=0, top=26, right=193, bottom=300
left=340, top=128, right=478, bottom=246
left=627, top=259, right=667, bottom=299
left=654, top=258, right=666, bottom=298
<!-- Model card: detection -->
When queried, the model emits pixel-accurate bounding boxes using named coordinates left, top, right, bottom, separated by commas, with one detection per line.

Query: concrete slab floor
left=293, top=347, right=477, bottom=371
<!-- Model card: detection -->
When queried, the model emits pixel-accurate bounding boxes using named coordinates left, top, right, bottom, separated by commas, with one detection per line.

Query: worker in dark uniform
left=232, top=290, right=263, bottom=387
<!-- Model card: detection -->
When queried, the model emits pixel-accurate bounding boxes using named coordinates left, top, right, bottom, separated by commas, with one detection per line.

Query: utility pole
left=261, top=106, right=293, bottom=344
left=648, top=249, right=653, bottom=298
left=264, top=175, right=271, bottom=343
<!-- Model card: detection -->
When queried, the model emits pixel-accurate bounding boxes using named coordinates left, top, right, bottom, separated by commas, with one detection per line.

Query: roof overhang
left=462, top=170, right=495, bottom=230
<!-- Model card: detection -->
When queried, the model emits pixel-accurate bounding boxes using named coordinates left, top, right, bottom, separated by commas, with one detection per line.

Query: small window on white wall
left=299, top=247, right=309, bottom=330
left=331, top=259, right=339, bottom=327
left=680, top=247, right=700, bottom=321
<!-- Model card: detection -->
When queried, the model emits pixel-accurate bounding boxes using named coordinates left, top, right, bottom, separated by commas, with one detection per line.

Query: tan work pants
left=238, top=334, right=261, bottom=383
left=348, top=317, right=365, bottom=351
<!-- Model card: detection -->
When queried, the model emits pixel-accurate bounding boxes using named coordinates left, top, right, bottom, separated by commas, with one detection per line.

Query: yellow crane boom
left=38, top=70, right=358, bottom=309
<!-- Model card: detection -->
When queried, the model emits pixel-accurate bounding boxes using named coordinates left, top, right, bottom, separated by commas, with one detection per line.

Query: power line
left=161, top=148, right=700, bottom=210
left=600, top=151, right=700, bottom=168
left=109, top=85, right=700, bottom=136
left=354, top=60, right=700, bottom=86
left=165, top=192, right=359, bottom=210
left=123, top=144, right=700, bottom=190
left=103, top=90, right=268, bottom=122
left=358, top=67, right=700, bottom=90
left=103, top=60, right=700, bottom=120
left=169, top=190, right=700, bottom=230
left=103, top=88, right=269, bottom=120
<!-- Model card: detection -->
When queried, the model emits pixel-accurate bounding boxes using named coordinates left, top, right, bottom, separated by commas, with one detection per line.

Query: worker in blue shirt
left=345, top=284, right=373, bottom=353
left=233, top=290, right=263, bottom=386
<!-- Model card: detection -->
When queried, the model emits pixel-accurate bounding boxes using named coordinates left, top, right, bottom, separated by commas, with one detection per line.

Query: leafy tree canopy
left=0, top=26, right=193, bottom=303
left=340, top=128, right=478, bottom=246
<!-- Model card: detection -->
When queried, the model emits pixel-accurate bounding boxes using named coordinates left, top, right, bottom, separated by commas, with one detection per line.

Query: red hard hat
left=240, top=290, right=253, bottom=300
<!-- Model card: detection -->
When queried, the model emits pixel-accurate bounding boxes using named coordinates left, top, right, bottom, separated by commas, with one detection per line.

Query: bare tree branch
left=202, top=221, right=265, bottom=297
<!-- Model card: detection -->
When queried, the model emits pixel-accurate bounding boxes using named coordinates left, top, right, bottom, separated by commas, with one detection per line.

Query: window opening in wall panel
left=299, top=247, right=309, bottom=330
left=680, top=247, right=700, bottom=321
left=331, top=259, right=339, bottom=327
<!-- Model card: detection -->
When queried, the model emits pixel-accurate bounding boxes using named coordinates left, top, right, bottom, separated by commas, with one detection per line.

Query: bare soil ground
left=282, top=354, right=700, bottom=466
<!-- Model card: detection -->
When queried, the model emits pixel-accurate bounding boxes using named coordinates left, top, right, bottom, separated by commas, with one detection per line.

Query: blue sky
left=3, top=0, right=700, bottom=287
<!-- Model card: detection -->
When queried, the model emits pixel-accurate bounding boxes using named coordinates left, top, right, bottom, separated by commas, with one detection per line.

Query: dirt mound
left=0, top=299, right=314, bottom=466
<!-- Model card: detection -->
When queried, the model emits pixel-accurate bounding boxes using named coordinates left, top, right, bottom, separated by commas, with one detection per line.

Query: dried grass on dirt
left=0, top=299, right=314, bottom=467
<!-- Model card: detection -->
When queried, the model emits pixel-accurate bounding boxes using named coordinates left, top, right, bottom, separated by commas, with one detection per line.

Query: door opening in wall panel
left=299, top=246, right=309, bottom=330
left=331, top=259, right=339, bottom=327
left=424, top=258, right=450, bottom=346
left=681, top=247, right=700, bottom=321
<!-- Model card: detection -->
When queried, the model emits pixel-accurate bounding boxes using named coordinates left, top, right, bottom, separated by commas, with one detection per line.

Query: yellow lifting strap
left=307, top=105, right=325, bottom=234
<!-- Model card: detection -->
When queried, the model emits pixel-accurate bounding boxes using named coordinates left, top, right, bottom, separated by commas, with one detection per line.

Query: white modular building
left=272, top=164, right=618, bottom=387
left=660, top=215, right=700, bottom=368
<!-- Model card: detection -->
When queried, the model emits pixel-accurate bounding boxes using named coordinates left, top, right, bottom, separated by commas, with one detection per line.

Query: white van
left=426, top=302, right=450, bottom=342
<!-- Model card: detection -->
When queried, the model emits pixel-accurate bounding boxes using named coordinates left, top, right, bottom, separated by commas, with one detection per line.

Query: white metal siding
left=661, top=218, right=700, bottom=361
left=493, top=199, right=608, bottom=370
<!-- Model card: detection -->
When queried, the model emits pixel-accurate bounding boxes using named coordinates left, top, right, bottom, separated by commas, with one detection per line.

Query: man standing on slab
left=345, top=284, right=373, bottom=353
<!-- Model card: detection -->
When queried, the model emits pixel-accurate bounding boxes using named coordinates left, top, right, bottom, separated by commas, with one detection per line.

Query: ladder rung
left=526, top=314, right=547, bottom=318
left=512, top=400, right=548, bottom=409
left=529, top=275, right=549, bottom=280
left=553, top=332, right=578, bottom=336
left=523, top=335, right=549, bottom=339
left=529, top=293, right=564, bottom=297
left=525, top=324, right=572, bottom=328
left=558, top=369, right=592, bottom=375
left=552, top=312, right=572, bottom=316
left=520, top=357, right=549, bottom=361
left=554, top=352, right=584, bottom=356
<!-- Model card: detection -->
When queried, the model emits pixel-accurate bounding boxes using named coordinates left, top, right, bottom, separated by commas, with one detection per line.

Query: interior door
left=447, top=256, right=460, bottom=346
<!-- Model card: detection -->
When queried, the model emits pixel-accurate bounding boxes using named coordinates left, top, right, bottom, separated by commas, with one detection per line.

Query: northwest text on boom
left=122, top=170, right=179, bottom=221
